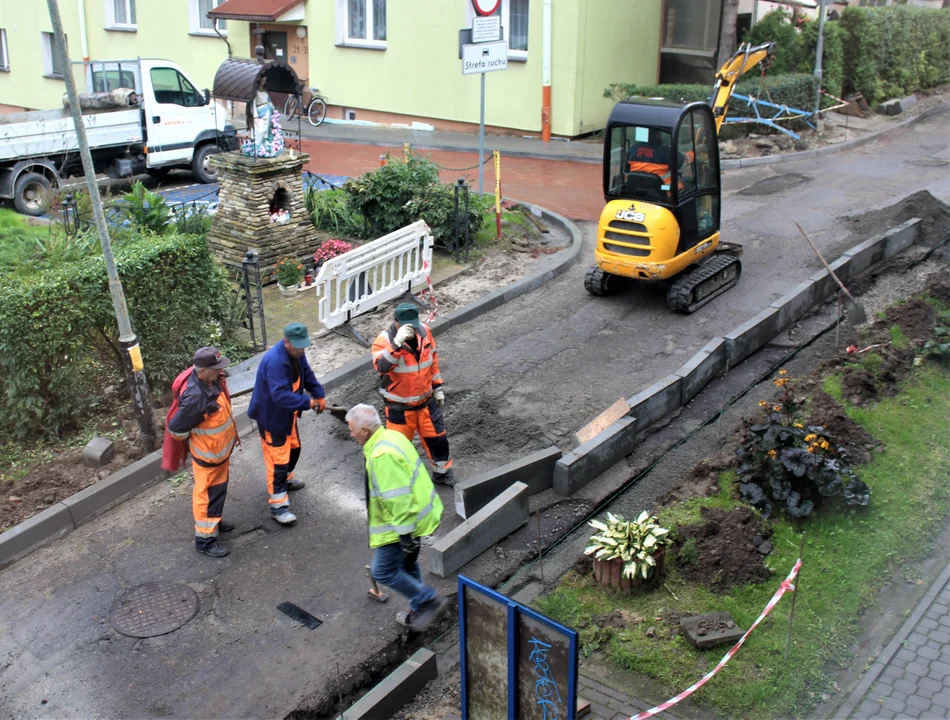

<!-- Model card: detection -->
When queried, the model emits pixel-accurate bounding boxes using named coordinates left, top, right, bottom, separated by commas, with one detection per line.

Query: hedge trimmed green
left=840, top=5, right=950, bottom=104
left=0, top=232, right=245, bottom=439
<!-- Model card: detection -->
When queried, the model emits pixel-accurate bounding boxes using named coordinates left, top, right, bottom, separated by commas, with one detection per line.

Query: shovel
left=325, top=404, right=349, bottom=424
left=796, top=223, right=867, bottom=325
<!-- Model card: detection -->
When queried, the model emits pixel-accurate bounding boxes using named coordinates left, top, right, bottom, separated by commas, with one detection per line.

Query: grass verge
left=535, top=364, right=950, bottom=718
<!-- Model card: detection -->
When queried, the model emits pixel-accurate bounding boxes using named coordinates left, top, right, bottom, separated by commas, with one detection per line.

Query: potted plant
left=313, top=238, right=355, bottom=270
left=275, top=256, right=303, bottom=297
left=585, top=511, right=672, bottom=592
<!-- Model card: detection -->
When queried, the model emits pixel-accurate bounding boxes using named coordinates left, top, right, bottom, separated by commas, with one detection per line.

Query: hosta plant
left=736, top=370, right=871, bottom=519
left=585, top=511, right=672, bottom=580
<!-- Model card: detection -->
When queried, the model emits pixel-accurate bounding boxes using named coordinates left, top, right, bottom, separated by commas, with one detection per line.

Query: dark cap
left=193, top=346, right=230, bottom=370
left=283, top=322, right=311, bottom=349
left=394, top=303, right=423, bottom=330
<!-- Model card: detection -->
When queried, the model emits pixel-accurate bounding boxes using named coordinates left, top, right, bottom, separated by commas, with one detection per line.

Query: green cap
left=394, top=303, right=423, bottom=330
left=283, top=322, right=311, bottom=349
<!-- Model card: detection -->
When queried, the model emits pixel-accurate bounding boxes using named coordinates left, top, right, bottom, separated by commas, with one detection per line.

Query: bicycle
left=283, top=87, right=328, bottom=127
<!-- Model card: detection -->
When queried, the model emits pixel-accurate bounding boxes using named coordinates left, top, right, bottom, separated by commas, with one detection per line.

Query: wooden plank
left=573, top=398, right=630, bottom=447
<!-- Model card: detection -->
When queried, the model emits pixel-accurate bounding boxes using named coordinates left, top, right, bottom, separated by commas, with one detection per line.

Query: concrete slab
left=844, top=234, right=887, bottom=275
left=427, top=482, right=529, bottom=577
left=61, top=452, right=165, bottom=528
left=574, top=398, right=630, bottom=447
left=724, top=307, right=782, bottom=366
left=81, top=436, right=115, bottom=467
left=828, top=255, right=853, bottom=287
left=336, top=648, right=437, bottom=720
left=553, top=417, right=637, bottom=497
left=627, top=374, right=683, bottom=433
left=0, top=503, right=73, bottom=568
left=453, top=446, right=561, bottom=519
left=770, top=279, right=818, bottom=329
left=883, top=218, right=920, bottom=258
left=675, top=338, right=726, bottom=404
left=680, top=612, right=745, bottom=650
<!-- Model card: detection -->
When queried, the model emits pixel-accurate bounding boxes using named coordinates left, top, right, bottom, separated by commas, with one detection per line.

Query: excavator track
left=666, top=252, right=742, bottom=314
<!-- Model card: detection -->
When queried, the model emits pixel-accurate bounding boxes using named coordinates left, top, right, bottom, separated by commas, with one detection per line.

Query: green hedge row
left=0, top=232, right=244, bottom=439
left=605, top=73, right=820, bottom=117
left=839, top=5, right=950, bottom=104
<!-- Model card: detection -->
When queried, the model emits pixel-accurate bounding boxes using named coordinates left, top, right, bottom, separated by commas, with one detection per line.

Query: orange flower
left=767, top=449, right=777, bottom=459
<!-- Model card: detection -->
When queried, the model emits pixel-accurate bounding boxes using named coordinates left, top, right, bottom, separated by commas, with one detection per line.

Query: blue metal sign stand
left=459, top=575, right=578, bottom=720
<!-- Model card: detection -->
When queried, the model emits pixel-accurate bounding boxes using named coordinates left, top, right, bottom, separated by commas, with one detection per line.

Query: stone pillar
left=207, top=151, right=321, bottom=281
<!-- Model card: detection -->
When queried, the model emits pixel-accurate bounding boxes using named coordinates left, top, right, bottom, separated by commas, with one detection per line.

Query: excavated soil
left=807, top=391, right=877, bottom=465
left=671, top=506, right=773, bottom=593
left=884, top=298, right=938, bottom=342
left=842, top=190, right=950, bottom=250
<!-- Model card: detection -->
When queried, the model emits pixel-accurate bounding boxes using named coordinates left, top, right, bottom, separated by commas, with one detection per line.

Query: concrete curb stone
left=0, top=503, right=73, bottom=569
left=676, top=337, right=727, bottom=405
left=724, top=307, right=782, bottom=366
left=61, top=452, right=166, bottom=528
left=335, top=648, right=438, bottom=720
left=553, top=417, right=638, bottom=497
left=883, top=218, right=920, bottom=258
left=454, top=446, right=562, bottom=519
left=844, top=234, right=887, bottom=276
left=627, top=374, right=683, bottom=434
left=770, top=279, right=819, bottom=329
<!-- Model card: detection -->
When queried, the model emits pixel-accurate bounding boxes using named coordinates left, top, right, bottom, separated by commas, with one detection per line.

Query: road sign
left=472, top=15, right=501, bottom=43
left=462, top=41, right=508, bottom=75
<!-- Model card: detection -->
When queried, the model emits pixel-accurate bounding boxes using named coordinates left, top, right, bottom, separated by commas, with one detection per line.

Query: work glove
left=393, top=324, right=415, bottom=348
left=433, top=388, right=445, bottom=407
left=399, top=534, right=420, bottom=556
left=311, top=397, right=326, bottom=413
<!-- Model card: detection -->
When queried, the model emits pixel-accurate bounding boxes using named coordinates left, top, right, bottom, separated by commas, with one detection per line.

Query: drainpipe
left=541, top=0, right=552, bottom=141
left=77, top=0, right=89, bottom=62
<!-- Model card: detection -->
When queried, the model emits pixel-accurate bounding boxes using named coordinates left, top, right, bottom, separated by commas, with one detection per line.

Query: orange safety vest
left=371, top=324, right=443, bottom=407
left=188, top=391, right=237, bottom=467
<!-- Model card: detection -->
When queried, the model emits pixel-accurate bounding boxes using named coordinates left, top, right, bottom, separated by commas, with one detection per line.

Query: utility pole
left=46, top=0, right=158, bottom=453
left=813, top=0, right=828, bottom=122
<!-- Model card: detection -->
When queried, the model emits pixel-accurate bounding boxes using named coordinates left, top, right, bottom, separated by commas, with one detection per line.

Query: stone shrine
left=207, top=150, right=320, bottom=280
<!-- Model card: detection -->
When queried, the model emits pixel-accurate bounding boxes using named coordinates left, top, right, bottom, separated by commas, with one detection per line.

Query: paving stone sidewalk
left=841, top=564, right=950, bottom=720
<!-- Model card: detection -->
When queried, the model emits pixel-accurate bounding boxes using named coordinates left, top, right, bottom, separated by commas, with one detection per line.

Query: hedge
left=0, top=232, right=244, bottom=439
left=604, top=73, right=820, bottom=118
left=839, top=5, right=950, bottom=104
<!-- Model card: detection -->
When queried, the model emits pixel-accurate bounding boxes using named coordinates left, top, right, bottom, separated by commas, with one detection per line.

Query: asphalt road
left=0, top=111, right=947, bottom=719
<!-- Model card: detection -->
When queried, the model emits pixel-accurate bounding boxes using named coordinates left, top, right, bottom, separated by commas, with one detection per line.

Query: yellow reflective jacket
left=363, top=427, right=442, bottom=548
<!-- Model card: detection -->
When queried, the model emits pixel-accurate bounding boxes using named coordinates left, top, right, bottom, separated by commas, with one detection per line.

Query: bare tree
left=717, top=0, right=741, bottom=69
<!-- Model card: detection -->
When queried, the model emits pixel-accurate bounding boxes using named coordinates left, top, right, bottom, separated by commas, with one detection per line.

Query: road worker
left=165, top=347, right=238, bottom=558
left=346, top=403, right=447, bottom=630
left=371, top=303, right=454, bottom=485
left=248, top=322, right=326, bottom=526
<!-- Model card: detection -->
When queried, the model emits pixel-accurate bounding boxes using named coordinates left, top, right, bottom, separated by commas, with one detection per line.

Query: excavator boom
left=709, top=42, right=775, bottom=133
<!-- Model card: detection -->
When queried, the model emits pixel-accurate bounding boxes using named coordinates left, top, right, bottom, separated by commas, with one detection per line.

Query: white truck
left=0, top=58, right=235, bottom=215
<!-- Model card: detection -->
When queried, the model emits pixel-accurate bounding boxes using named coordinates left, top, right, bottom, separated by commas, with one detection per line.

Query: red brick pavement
left=299, top=139, right=605, bottom=221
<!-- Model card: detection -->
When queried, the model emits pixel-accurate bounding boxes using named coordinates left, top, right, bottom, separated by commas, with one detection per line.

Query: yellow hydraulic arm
left=709, top=42, right=776, bottom=133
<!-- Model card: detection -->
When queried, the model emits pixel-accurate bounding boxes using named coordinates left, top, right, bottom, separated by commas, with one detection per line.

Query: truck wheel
left=191, top=144, right=218, bottom=184
left=14, top=172, right=52, bottom=216
left=584, top=266, right=625, bottom=296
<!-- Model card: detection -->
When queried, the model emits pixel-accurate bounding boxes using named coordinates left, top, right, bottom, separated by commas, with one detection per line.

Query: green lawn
left=536, top=364, right=950, bottom=718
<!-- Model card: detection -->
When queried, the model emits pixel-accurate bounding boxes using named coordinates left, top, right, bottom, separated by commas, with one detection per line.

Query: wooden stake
left=795, top=223, right=855, bottom=302
left=784, top=532, right=806, bottom=663
left=835, top=291, right=842, bottom=351
left=717, top=359, right=730, bottom=442
left=536, top=507, right=545, bottom=586
left=337, top=661, right=344, bottom=719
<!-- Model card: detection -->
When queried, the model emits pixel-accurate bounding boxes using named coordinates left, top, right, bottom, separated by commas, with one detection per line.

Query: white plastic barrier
left=314, top=220, right=434, bottom=329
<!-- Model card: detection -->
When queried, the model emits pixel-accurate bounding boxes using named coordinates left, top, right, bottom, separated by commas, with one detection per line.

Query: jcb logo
left=616, top=209, right=646, bottom=223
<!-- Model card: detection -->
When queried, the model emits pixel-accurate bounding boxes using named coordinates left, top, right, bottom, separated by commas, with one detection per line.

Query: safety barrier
left=313, top=220, right=434, bottom=330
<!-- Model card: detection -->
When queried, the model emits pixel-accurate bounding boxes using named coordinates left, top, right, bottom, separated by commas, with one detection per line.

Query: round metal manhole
left=110, top=582, right=199, bottom=638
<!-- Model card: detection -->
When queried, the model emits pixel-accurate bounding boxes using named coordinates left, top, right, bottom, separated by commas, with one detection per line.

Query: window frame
left=0, top=29, right=9, bottom=72
left=150, top=66, right=204, bottom=107
left=464, top=0, right=528, bottom=61
left=189, top=0, right=228, bottom=37
left=336, top=0, right=387, bottom=50
left=41, top=32, right=66, bottom=79
left=106, top=0, right=137, bottom=32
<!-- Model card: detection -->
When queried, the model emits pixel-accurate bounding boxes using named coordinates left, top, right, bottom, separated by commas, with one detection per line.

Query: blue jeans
left=371, top=542, right=436, bottom=612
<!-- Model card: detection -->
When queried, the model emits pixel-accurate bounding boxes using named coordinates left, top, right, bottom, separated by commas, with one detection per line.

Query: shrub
left=313, top=239, right=355, bottom=265
left=304, top=187, right=364, bottom=237
left=406, top=185, right=490, bottom=251
left=0, top=231, right=247, bottom=439
left=121, top=181, right=170, bottom=235
left=275, top=256, right=304, bottom=286
left=584, top=511, right=672, bottom=580
left=735, top=370, right=870, bottom=519
left=800, top=18, right=845, bottom=97
left=743, top=8, right=803, bottom=75
left=343, top=155, right=441, bottom=238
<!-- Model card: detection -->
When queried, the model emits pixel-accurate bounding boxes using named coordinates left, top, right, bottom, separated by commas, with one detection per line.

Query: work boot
left=432, top=469, right=454, bottom=487
left=218, top=520, right=235, bottom=532
left=272, top=509, right=297, bottom=526
left=396, top=596, right=448, bottom=631
left=287, top=480, right=306, bottom=492
left=196, top=543, right=229, bottom=558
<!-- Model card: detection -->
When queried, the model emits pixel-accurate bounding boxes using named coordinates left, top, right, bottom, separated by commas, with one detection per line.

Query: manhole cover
left=110, top=582, right=199, bottom=638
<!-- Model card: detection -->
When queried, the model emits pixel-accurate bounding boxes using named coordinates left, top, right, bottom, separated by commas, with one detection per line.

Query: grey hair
left=345, top=403, right=382, bottom=431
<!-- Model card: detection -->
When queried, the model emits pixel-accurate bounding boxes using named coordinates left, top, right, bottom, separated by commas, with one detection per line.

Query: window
left=338, top=0, right=386, bottom=47
left=508, top=0, right=528, bottom=52
left=107, top=0, right=137, bottom=30
left=150, top=67, right=204, bottom=107
left=0, top=29, right=9, bottom=72
left=676, top=110, right=719, bottom=240
left=606, top=125, right=673, bottom=202
left=663, top=0, right=722, bottom=52
left=41, top=32, right=67, bottom=78
left=190, top=0, right=227, bottom=35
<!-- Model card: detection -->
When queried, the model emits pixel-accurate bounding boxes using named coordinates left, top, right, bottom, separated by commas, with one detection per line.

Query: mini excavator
left=586, top=42, right=775, bottom=313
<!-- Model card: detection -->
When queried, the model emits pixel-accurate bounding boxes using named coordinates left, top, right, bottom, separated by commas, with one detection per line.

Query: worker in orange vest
left=371, top=303, right=454, bottom=485
left=167, top=347, right=238, bottom=558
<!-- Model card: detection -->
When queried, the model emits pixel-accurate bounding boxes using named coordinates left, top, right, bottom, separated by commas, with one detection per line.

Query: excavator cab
left=589, top=100, right=735, bottom=312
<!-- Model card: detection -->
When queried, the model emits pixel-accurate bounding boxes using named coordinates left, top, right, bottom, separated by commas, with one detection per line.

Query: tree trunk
left=717, top=0, right=741, bottom=71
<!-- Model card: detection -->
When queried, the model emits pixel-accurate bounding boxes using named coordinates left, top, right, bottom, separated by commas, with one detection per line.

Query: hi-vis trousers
left=260, top=418, right=301, bottom=513
left=193, top=460, right=229, bottom=549
left=384, top=396, right=453, bottom=477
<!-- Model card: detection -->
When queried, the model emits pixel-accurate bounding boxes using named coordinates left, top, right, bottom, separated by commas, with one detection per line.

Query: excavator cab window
left=607, top=125, right=673, bottom=203
left=673, top=107, right=721, bottom=250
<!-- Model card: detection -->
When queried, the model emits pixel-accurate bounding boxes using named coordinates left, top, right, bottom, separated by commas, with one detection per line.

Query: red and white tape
left=419, top=264, right=439, bottom=324
left=629, top=559, right=802, bottom=720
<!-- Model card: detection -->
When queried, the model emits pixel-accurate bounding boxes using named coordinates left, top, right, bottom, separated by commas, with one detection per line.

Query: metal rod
left=46, top=0, right=157, bottom=452
left=717, top=359, right=730, bottom=442
left=478, top=71, right=486, bottom=194
left=784, top=532, right=806, bottom=663
left=536, top=507, right=545, bottom=586
left=337, top=661, right=344, bottom=719
left=813, top=0, right=828, bottom=120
